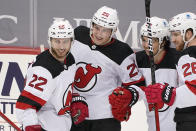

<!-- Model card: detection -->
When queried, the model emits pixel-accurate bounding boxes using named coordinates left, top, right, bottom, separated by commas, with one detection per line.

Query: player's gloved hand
left=71, top=93, right=89, bottom=125
left=145, top=83, right=176, bottom=107
left=25, top=125, right=42, bottom=131
left=139, top=86, right=146, bottom=92
left=112, top=105, right=131, bottom=122
left=109, top=87, right=138, bottom=121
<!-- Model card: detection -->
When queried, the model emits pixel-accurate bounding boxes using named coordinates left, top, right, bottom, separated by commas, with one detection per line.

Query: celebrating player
left=136, top=16, right=180, bottom=131
left=169, top=12, right=196, bottom=131
left=145, top=12, right=196, bottom=131
left=70, top=6, right=145, bottom=131
left=15, top=18, right=76, bottom=131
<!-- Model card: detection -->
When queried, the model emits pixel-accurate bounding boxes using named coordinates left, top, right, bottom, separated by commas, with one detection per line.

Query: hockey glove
left=71, top=93, right=89, bottom=125
left=109, top=87, right=138, bottom=121
left=145, top=83, right=176, bottom=109
left=112, top=106, right=131, bottom=122
left=25, top=125, right=42, bottom=131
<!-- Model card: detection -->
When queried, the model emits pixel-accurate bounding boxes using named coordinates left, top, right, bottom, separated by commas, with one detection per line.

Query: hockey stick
left=144, top=0, right=160, bottom=131
left=0, top=111, right=22, bottom=131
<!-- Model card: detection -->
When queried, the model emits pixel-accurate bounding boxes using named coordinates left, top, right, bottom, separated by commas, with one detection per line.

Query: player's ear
left=185, top=29, right=193, bottom=40
left=160, top=39, right=166, bottom=49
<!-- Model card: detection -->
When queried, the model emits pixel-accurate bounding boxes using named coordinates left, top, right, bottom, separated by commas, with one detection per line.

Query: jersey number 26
left=182, top=62, right=196, bottom=77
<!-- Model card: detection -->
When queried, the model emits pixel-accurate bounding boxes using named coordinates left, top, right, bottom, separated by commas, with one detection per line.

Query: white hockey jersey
left=15, top=50, right=76, bottom=131
left=71, top=26, right=145, bottom=120
left=174, top=46, right=196, bottom=122
left=135, top=48, right=180, bottom=131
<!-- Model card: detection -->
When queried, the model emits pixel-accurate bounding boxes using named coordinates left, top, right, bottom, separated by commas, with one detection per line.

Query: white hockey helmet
left=92, top=6, right=119, bottom=29
left=90, top=6, right=119, bottom=37
left=140, top=16, right=169, bottom=44
left=48, top=18, right=74, bottom=45
left=169, top=12, right=196, bottom=48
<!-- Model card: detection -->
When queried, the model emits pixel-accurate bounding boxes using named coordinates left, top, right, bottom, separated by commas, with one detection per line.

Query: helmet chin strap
left=153, top=43, right=164, bottom=57
left=183, top=35, right=195, bottom=49
left=107, top=29, right=116, bottom=42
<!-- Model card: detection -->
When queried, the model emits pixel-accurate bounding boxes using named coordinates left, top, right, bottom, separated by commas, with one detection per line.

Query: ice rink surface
left=121, top=100, right=148, bottom=131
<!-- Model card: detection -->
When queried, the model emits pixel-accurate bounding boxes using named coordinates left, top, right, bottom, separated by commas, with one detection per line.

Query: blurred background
left=0, top=0, right=195, bottom=49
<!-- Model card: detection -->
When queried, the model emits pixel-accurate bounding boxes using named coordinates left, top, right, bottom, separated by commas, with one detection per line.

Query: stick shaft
left=0, top=111, right=22, bottom=131
left=144, top=1, right=160, bottom=131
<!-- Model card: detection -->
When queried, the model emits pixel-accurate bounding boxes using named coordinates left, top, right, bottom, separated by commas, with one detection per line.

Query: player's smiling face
left=91, top=24, right=112, bottom=46
left=50, top=38, right=72, bottom=62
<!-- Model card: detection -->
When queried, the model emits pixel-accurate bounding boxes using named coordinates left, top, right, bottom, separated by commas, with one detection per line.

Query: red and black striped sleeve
left=16, top=90, right=46, bottom=111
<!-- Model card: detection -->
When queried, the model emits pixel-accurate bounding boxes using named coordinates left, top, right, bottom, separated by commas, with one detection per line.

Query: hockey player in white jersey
left=136, top=16, right=180, bottom=131
left=15, top=18, right=76, bottom=131
left=144, top=12, right=196, bottom=131
left=70, top=6, right=145, bottom=131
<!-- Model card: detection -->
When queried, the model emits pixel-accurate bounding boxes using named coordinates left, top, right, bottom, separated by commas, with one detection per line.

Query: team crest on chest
left=58, top=83, right=72, bottom=115
left=74, top=62, right=102, bottom=92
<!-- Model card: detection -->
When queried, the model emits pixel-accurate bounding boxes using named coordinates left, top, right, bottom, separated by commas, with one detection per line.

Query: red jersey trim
left=185, top=80, right=196, bottom=95
left=21, top=90, right=46, bottom=106
left=122, top=76, right=145, bottom=87
left=16, top=102, right=36, bottom=110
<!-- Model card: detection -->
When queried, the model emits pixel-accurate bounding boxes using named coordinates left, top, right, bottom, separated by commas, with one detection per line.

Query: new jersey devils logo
left=58, top=83, right=72, bottom=115
left=74, top=62, right=102, bottom=92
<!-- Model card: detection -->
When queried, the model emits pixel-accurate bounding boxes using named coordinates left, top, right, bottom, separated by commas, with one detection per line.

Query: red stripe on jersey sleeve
left=16, top=102, right=36, bottom=110
left=21, top=90, right=46, bottom=106
left=122, top=76, right=145, bottom=87
left=185, top=80, right=196, bottom=95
